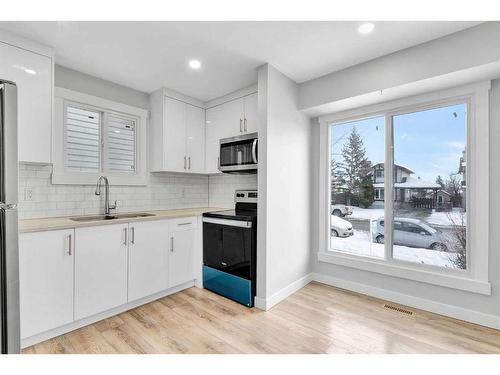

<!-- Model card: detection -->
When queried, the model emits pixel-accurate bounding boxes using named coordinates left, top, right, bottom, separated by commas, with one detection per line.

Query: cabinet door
left=168, top=219, right=196, bottom=287
left=205, top=99, right=244, bottom=173
left=163, top=96, right=187, bottom=172
left=0, top=42, right=52, bottom=163
left=186, top=104, right=205, bottom=173
left=243, top=93, right=258, bottom=133
left=128, top=220, right=169, bottom=301
left=74, top=224, right=128, bottom=320
left=19, top=229, right=74, bottom=338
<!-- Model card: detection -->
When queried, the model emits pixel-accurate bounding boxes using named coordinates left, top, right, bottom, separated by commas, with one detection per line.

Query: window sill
left=318, top=251, right=491, bottom=295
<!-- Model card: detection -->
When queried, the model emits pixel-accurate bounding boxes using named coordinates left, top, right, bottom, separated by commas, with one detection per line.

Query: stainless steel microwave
left=218, top=132, right=258, bottom=174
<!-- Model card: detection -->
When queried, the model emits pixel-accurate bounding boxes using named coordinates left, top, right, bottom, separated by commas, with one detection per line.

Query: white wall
left=257, top=64, right=312, bottom=308
left=55, top=65, right=150, bottom=109
left=299, top=22, right=500, bottom=113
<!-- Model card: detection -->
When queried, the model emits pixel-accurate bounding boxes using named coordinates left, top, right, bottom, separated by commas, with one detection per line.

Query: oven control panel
left=234, top=190, right=258, bottom=203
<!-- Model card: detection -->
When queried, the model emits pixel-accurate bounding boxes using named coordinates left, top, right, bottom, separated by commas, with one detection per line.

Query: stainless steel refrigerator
left=0, top=81, right=20, bottom=354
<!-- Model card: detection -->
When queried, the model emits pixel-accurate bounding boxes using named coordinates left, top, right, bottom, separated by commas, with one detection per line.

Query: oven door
left=219, top=133, right=257, bottom=173
left=202, top=217, right=253, bottom=280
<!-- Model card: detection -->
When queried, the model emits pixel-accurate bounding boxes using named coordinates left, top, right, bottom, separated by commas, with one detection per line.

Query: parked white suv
left=331, top=204, right=353, bottom=217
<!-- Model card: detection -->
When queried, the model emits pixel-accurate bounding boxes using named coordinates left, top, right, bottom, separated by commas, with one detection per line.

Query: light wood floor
left=23, top=282, right=500, bottom=354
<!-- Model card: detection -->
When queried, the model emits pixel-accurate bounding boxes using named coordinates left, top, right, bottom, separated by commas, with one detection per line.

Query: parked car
left=331, top=215, right=354, bottom=237
left=372, top=217, right=448, bottom=251
left=331, top=204, right=353, bottom=217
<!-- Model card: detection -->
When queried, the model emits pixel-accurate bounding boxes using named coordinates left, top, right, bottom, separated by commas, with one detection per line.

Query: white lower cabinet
left=19, top=229, right=74, bottom=339
left=74, top=224, right=128, bottom=320
left=168, top=218, right=196, bottom=287
left=128, top=220, right=170, bottom=301
left=19, top=216, right=199, bottom=344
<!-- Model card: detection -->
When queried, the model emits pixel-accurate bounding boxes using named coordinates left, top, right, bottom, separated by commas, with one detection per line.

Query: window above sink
left=51, top=87, right=149, bottom=186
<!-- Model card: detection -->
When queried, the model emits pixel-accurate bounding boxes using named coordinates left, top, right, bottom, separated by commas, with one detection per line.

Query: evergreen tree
left=340, top=127, right=372, bottom=204
left=359, top=174, right=375, bottom=208
left=330, top=158, right=346, bottom=204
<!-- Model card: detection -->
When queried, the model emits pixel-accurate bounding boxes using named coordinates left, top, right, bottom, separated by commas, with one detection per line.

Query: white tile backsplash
left=18, top=163, right=209, bottom=219
left=208, top=174, right=258, bottom=208
left=18, top=163, right=258, bottom=219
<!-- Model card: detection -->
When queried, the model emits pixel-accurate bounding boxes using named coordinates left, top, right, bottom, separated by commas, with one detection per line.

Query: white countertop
left=18, top=207, right=224, bottom=233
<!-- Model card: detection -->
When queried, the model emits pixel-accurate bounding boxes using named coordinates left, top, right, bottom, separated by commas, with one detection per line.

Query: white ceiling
left=0, top=21, right=482, bottom=101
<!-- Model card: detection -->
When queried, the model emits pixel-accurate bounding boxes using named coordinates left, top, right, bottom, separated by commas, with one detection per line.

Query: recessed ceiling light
left=358, top=22, right=375, bottom=35
left=189, top=59, right=201, bottom=70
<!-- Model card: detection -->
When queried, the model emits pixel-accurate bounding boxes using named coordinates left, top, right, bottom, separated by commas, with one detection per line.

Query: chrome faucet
left=95, top=176, right=117, bottom=217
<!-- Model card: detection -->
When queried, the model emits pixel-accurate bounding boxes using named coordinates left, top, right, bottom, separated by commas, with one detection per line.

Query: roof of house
left=372, top=163, right=414, bottom=174
left=373, top=176, right=440, bottom=189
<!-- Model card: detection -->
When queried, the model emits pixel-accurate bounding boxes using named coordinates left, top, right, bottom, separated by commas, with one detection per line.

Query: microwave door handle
left=252, top=139, right=258, bottom=164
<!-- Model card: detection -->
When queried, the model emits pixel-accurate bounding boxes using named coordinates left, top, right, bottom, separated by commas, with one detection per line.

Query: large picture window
left=329, top=103, right=467, bottom=269
left=319, top=82, right=490, bottom=295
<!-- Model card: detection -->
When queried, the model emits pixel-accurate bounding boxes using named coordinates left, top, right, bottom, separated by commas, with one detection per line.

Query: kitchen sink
left=69, top=212, right=156, bottom=222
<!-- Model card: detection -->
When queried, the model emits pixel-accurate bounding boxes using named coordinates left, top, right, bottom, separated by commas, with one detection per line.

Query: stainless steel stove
left=202, top=190, right=257, bottom=307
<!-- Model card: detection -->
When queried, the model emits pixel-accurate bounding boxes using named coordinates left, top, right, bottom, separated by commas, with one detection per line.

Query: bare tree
left=445, top=174, right=463, bottom=207
left=447, top=211, right=466, bottom=270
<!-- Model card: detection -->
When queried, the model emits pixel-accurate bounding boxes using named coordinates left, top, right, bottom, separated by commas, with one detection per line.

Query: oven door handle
left=252, top=139, right=258, bottom=164
left=203, top=217, right=253, bottom=228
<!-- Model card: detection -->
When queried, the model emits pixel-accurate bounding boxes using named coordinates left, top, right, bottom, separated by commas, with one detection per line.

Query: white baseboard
left=21, top=280, right=195, bottom=348
left=312, top=272, right=500, bottom=331
left=255, top=273, right=313, bottom=311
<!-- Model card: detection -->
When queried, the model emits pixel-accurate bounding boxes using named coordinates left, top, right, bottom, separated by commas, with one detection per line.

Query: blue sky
left=330, top=103, right=467, bottom=183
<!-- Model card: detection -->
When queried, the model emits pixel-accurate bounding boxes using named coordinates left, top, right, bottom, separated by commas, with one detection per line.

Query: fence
left=411, top=197, right=435, bottom=209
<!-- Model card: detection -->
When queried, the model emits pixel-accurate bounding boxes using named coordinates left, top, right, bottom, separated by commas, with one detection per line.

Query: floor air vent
left=383, top=304, right=413, bottom=315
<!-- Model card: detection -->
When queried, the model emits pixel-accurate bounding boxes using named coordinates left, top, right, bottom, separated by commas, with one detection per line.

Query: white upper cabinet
left=186, top=104, right=206, bottom=173
left=0, top=36, right=53, bottom=164
left=19, top=229, right=74, bottom=339
left=149, top=89, right=205, bottom=173
left=205, top=92, right=258, bottom=174
left=243, top=93, right=258, bottom=133
left=162, top=96, right=187, bottom=173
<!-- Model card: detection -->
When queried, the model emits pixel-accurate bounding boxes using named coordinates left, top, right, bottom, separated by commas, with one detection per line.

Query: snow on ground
left=427, top=209, right=466, bottom=226
left=349, top=206, right=466, bottom=227
left=350, top=207, right=384, bottom=220
left=331, top=230, right=458, bottom=268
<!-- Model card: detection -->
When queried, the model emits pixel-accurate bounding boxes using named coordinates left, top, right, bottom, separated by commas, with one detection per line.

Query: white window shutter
left=65, top=105, right=101, bottom=172
left=105, top=114, right=136, bottom=173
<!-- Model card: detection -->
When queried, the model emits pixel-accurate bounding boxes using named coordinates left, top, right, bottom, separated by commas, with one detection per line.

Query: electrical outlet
left=24, top=187, right=34, bottom=201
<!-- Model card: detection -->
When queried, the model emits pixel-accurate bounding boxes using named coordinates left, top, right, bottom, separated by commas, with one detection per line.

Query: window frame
left=317, top=81, right=491, bottom=295
left=53, top=87, right=148, bottom=186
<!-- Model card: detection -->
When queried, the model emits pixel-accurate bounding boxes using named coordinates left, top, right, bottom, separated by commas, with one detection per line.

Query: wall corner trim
left=254, top=273, right=314, bottom=311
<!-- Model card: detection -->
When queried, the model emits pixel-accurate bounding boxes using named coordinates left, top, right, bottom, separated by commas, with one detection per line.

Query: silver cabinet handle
left=178, top=222, right=192, bottom=226
left=188, top=156, right=191, bottom=170
left=131, top=226, right=135, bottom=244
left=67, top=234, right=72, bottom=256
left=239, top=119, right=243, bottom=132
left=244, top=118, right=247, bottom=132
left=217, top=157, right=221, bottom=171
left=123, top=228, right=128, bottom=245
left=170, top=237, right=174, bottom=252
left=184, top=156, right=187, bottom=169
